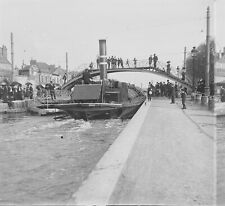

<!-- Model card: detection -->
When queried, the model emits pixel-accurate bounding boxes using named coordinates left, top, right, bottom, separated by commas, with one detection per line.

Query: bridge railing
left=63, top=58, right=191, bottom=89
left=89, top=58, right=177, bottom=76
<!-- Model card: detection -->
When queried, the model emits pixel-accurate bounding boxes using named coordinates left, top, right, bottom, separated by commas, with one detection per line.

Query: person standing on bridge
left=117, top=58, right=120, bottom=68
left=166, top=61, right=171, bottom=75
left=153, top=54, right=158, bottom=68
left=181, top=67, right=186, bottom=81
left=148, top=55, right=153, bottom=67
left=96, top=57, right=100, bottom=69
left=126, top=59, right=130, bottom=68
left=107, top=57, right=111, bottom=69
left=63, top=73, right=67, bottom=84
left=133, top=58, right=137, bottom=68
left=120, top=58, right=124, bottom=68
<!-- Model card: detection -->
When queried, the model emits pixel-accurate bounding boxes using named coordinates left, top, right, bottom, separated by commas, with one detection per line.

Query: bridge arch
left=62, top=67, right=192, bottom=90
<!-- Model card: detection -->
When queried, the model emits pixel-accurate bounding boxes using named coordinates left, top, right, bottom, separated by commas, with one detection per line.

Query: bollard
left=191, top=92, right=195, bottom=101
left=208, top=96, right=214, bottom=111
left=201, top=95, right=208, bottom=106
left=195, top=94, right=202, bottom=104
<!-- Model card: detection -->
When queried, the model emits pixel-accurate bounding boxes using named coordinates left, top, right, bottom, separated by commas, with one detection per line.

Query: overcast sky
left=0, top=0, right=224, bottom=86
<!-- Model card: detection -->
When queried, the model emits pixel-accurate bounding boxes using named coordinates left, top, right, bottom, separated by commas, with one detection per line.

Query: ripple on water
left=0, top=113, right=128, bottom=204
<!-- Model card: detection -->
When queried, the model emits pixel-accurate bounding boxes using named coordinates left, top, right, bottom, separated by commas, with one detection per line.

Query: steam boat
left=38, top=39, right=146, bottom=120
left=63, top=81, right=144, bottom=120
left=38, top=80, right=146, bottom=121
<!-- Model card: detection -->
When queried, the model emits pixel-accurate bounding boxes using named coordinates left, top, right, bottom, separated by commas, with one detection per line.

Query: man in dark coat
left=83, top=69, right=92, bottom=84
left=2, top=85, right=8, bottom=102
left=29, top=85, right=33, bottom=99
left=153, top=54, right=158, bottom=68
left=49, top=81, right=56, bottom=100
left=148, top=55, right=153, bottom=67
left=181, top=88, right=187, bottom=109
left=171, top=84, right=175, bottom=104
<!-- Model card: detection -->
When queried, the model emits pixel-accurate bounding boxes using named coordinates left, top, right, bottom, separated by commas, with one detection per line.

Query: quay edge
left=0, top=99, right=34, bottom=113
left=67, top=100, right=150, bottom=205
left=0, top=99, right=62, bottom=115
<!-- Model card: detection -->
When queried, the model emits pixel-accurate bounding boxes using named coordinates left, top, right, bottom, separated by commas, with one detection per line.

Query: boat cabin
left=70, top=80, right=128, bottom=103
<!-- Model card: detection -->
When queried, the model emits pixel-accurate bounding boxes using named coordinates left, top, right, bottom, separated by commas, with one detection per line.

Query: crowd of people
left=96, top=56, right=125, bottom=69
left=0, top=82, right=33, bottom=103
left=221, top=86, right=225, bottom=102
left=146, top=80, right=188, bottom=109
left=0, top=80, right=57, bottom=103
left=36, top=81, right=56, bottom=100
left=147, top=80, right=179, bottom=98
left=148, top=54, right=159, bottom=68
left=95, top=54, right=160, bottom=70
left=93, top=55, right=187, bottom=82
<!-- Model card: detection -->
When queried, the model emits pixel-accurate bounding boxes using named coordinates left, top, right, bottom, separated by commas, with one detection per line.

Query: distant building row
left=0, top=45, right=12, bottom=81
left=0, top=45, right=72, bottom=86
left=19, top=59, right=66, bottom=86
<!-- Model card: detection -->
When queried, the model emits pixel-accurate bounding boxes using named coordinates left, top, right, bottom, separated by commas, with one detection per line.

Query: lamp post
left=191, top=46, right=198, bottom=92
left=204, top=6, right=210, bottom=96
left=176, top=66, right=180, bottom=78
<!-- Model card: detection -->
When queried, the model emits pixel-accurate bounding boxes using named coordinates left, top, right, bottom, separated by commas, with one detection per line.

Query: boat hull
left=55, top=102, right=143, bottom=121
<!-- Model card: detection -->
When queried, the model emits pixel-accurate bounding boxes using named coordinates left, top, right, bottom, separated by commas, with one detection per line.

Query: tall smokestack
left=99, top=39, right=107, bottom=80
left=11, top=32, right=14, bottom=80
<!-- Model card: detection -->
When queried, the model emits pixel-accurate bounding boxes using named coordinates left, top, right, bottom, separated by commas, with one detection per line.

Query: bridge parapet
left=62, top=66, right=192, bottom=90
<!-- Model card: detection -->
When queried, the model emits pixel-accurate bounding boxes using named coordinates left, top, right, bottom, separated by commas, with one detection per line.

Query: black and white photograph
left=0, top=0, right=224, bottom=205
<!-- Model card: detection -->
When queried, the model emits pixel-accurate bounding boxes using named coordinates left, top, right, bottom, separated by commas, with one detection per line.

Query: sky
left=0, top=0, right=224, bottom=86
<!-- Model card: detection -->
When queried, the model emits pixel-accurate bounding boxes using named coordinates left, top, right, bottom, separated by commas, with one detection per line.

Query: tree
left=185, top=40, right=215, bottom=86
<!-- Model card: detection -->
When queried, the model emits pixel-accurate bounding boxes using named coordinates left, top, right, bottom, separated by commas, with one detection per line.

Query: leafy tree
left=185, top=40, right=215, bottom=86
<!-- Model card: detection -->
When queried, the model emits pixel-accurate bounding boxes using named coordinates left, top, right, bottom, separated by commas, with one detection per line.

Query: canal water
left=0, top=113, right=128, bottom=204
left=217, top=116, right=225, bottom=205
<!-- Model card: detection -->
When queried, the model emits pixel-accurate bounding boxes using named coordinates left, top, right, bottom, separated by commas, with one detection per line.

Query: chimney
left=30, top=59, right=37, bottom=65
left=99, top=39, right=107, bottom=80
left=2, top=45, right=7, bottom=59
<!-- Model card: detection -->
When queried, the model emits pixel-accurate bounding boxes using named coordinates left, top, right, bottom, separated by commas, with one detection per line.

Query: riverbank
left=70, top=97, right=216, bottom=205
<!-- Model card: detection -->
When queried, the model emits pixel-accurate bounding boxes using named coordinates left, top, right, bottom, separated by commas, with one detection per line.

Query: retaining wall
left=0, top=99, right=34, bottom=113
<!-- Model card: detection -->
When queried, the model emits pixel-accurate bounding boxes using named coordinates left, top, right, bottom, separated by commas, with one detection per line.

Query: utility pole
left=183, top=46, right=187, bottom=69
left=205, top=6, right=210, bottom=96
left=11, top=32, right=14, bottom=81
left=66, top=52, right=68, bottom=81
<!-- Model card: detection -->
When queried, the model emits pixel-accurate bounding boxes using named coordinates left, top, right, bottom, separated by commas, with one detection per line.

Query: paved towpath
left=70, top=98, right=216, bottom=205
left=110, top=99, right=215, bottom=205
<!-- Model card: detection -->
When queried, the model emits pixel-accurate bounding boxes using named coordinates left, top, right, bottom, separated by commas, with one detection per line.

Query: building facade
left=215, top=48, right=225, bottom=83
left=18, top=60, right=66, bottom=86
left=0, top=45, right=12, bottom=82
